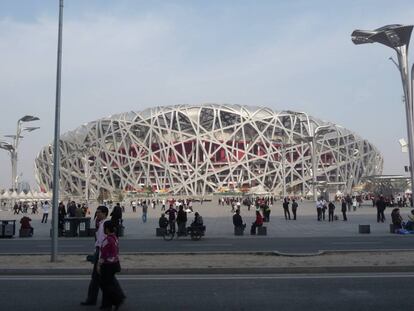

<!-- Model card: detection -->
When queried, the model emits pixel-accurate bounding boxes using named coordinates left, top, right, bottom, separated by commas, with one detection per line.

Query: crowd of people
left=13, top=201, right=40, bottom=214
left=158, top=200, right=204, bottom=237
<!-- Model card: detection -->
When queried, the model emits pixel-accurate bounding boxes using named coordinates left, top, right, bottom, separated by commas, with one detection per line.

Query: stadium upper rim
left=60, top=103, right=371, bottom=148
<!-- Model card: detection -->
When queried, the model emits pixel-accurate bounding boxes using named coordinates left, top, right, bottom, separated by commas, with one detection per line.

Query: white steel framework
left=35, top=104, right=383, bottom=197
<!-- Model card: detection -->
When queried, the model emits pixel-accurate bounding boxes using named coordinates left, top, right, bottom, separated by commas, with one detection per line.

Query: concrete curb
left=2, top=248, right=413, bottom=257
left=1, top=265, right=414, bottom=275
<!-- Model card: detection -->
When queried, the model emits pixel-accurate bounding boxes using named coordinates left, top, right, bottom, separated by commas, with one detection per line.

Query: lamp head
left=352, top=24, right=413, bottom=49
left=4, top=135, right=23, bottom=139
left=23, top=126, right=40, bottom=132
left=19, top=115, right=40, bottom=122
left=0, top=141, right=14, bottom=151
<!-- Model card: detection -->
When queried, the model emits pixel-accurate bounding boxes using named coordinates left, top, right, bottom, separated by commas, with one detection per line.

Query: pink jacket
left=99, top=234, right=119, bottom=264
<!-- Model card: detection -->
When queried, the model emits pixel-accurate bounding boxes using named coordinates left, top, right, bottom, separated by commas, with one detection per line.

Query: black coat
left=110, top=205, right=122, bottom=221
left=177, top=210, right=187, bottom=223
left=233, top=214, right=243, bottom=227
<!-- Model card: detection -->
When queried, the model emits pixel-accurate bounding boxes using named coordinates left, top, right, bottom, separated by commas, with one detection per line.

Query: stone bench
left=156, top=227, right=167, bottom=236
left=234, top=226, right=245, bottom=236
left=250, top=226, right=267, bottom=235
left=358, top=224, right=370, bottom=234
left=258, top=226, right=267, bottom=236
left=19, top=228, right=33, bottom=238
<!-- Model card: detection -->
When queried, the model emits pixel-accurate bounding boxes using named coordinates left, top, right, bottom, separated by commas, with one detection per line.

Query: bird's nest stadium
left=35, top=104, right=383, bottom=198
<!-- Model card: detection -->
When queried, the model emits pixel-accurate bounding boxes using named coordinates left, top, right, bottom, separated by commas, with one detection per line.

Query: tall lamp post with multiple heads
left=351, top=24, right=414, bottom=197
left=0, top=115, right=40, bottom=191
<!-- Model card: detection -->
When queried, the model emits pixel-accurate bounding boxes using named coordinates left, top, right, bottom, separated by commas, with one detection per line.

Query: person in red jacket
left=20, top=216, right=33, bottom=236
left=250, top=211, right=263, bottom=235
left=98, top=221, right=126, bottom=310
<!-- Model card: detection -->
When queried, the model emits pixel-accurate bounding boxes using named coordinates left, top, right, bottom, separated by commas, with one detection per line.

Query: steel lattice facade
left=35, top=104, right=383, bottom=197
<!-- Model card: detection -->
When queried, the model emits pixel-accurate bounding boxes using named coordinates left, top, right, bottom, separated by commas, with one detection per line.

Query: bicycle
left=163, top=220, right=177, bottom=241
left=163, top=227, right=175, bottom=241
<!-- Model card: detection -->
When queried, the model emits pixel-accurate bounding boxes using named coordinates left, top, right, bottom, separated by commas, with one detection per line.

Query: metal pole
left=282, top=143, right=286, bottom=198
left=407, top=64, right=414, bottom=201
left=85, top=154, right=89, bottom=205
left=311, top=137, right=317, bottom=202
left=396, top=46, right=414, bottom=200
left=51, top=0, right=64, bottom=262
left=12, top=122, right=19, bottom=191
left=10, top=151, right=17, bottom=191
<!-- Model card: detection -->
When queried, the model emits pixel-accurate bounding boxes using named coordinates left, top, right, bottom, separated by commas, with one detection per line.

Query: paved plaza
left=0, top=199, right=405, bottom=239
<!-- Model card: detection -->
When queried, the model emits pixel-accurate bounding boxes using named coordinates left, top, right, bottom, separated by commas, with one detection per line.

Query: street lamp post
left=51, top=0, right=64, bottom=262
left=1, top=115, right=40, bottom=191
left=0, top=142, right=15, bottom=185
left=281, top=143, right=287, bottom=198
left=351, top=24, right=414, bottom=197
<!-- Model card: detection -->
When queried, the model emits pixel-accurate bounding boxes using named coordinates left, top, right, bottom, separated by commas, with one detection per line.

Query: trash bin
left=64, top=218, right=77, bottom=237
left=79, top=218, right=91, bottom=237
left=0, top=220, right=16, bottom=238
left=64, top=217, right=91, bottom=237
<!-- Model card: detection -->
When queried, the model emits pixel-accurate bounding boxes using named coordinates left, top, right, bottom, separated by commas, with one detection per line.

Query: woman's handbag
left=114, top=261, right=121, bottom=273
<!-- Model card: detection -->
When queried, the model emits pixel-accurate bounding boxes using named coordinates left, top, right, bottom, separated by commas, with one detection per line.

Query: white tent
left=10, top=191, right=19, bottom=199
left=307, top=190, right=321, bottom=197
left=26, top=191, right=34, bottom=200
left=18, top=191, right=27, bottom=200
left=32, top=191, right=42, bottom=200
left=405, top=189, right=412, bottom=194
left=336, top=190, right=343, bottom=196
left=248, top=185, right=270, bottom=195
left=1, top=191, right=11, bottom=199
left=40, top=192, right=49, bottom=199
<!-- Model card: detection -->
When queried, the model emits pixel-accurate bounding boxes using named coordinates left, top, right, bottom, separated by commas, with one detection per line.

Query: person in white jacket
left=41, top=201, right=50, bottom=223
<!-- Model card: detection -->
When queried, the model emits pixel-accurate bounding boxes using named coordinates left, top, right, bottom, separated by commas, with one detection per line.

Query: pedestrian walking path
left=0, top=200, right=403, bottom=239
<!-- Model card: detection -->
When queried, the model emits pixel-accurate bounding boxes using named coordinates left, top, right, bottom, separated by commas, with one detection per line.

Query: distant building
left=34, top=104, right=383, bottom=197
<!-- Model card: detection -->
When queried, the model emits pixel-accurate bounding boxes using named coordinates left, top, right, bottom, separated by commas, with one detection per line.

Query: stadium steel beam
left=352, top=24, right=414, bottom=198
left=272, top=135, right=295, bottom=199
left=287, top=111, right=335, bottom=201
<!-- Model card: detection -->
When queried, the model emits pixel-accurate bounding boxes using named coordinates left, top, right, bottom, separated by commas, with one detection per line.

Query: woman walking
left=98, top=221, right=126, bottom=310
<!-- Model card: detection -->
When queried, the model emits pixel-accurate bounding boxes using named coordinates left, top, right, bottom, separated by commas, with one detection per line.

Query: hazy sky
left=0, top=0, right=413, bottom=190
